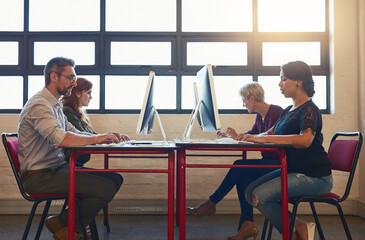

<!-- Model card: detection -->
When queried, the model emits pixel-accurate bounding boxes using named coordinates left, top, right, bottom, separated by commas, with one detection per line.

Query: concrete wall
left=0, top=0, right=365, bottom=216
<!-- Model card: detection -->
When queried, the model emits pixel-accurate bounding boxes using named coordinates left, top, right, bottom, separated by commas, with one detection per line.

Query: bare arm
left=59, top=132, right=120, bottom=147
left=245, top=128, right=315, bottom=149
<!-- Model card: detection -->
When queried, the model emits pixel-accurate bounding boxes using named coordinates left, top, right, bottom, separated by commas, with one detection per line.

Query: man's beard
left=58, top=86, right=73, bottom=97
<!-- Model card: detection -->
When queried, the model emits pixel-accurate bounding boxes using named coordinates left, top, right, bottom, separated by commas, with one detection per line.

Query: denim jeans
left=245, top=169, right=333, bottom=233
left=209, top=158, right=280, bottom=222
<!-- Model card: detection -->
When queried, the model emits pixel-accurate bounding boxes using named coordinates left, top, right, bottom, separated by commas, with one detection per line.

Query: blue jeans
left=245, top=170, right=333, bottom=233
left=209, top=158, right=280, bottom=222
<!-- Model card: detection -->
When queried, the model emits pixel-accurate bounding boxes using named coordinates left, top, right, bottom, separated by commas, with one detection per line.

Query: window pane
left=0, top=76, right=23, bottom=109
left=258, top=76, right=327, bottom=109
left=79, top=75, right=100, bottom=110
left=105, top=75, right=176, bottom=109
left=181, top=76, right=196, bottom=109
left=0, top=0, right=23, bottom=31
left=214, top=76, right=252, bottom=109
left=111, top=42, right=171, bottom=65
left=182, top=0, right=252, bottom=32
left=106, top=0, right=176, bottom=31
left=182, top=76, right=252, bottom=109
left=0, top=42, right=18, bottom=65
left=258, top=0, right=325, bottom=32
left=187, top=42, right=247, bottom=66
left=29, top=0, right=100, bottom=31
left=262, top=42, right=321, bottom=66
left=312, top=76, right=327, bottom=109
left=34, top=42, right=95, bottom=66
left=28, top=76, right=44, bottom=98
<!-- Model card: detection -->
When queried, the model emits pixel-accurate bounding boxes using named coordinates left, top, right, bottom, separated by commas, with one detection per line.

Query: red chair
left=2, top=132, right=97, bottom=240
left=261, top=132, right=363, bottom=240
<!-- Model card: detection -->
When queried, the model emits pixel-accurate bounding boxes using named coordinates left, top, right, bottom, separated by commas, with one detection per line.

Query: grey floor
left=1, top=214, right=365, bottom=240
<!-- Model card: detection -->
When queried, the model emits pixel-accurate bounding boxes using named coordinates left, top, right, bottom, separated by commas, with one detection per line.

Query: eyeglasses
left=54, top=72, right=77, bottom=82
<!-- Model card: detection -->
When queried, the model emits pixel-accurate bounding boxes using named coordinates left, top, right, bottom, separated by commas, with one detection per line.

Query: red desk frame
left=176, top=142, right=290, bottom=240
left=66, top=144, right=176, bottom=240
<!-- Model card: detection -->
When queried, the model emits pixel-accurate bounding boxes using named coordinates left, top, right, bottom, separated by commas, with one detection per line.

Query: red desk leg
left=280, top=148, right=289, bottom=240
left=68, top=151, right=77, bottom=240
left=175, top=151, right=180, bottom=226
left=168, top=151, right=175, bottom=240
left=104, top=154, right=109, bottom=227
left=178, top=148, right=186, bottom=240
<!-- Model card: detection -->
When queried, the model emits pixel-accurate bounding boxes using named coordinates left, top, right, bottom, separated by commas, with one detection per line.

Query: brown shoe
left=186, top=199, right=216, bottom=217
left=45, top=215, right=64, bottom=235
left=54, top=226, right=81, bottom=240
left=227, top=225, right=259, bottom=240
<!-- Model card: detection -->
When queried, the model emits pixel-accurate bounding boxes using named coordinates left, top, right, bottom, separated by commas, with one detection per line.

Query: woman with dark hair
left=186, top=82, right=283, bottom=240
left=241, top=61, right=333, bottom=240
left=62, top=77, right=130, bottom=166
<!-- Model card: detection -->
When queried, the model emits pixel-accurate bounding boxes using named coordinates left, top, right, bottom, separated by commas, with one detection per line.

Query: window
left=182, top=0, right=252, bottom=32
left=111, top=42, right=171, bottom=65
left=187, top=42, right=248, bottom=66
left=105, top=75, right=176, bottom=110
left=106, top=0, right=176, bottom=32
left=29, top=0, right=100, bottom=31
left=0, top=76, right=23, bottom=109
left=0, top=0, right=23, bottom=31
left=0, top=42, right=18, bottom=65
left=34, top=42, right=95, bottom=66
left=0, top=0, right=329, bottom=114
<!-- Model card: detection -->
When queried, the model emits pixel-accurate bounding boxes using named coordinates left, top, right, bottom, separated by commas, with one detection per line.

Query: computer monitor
left=183, top=64, right=221, bottom=140
left=136, top=71, right=167, bottom=142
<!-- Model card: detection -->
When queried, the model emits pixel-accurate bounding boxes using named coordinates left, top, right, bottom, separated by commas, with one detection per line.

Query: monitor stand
left=182, top=100, right=203, bottom=141
left=152, top=106, right=168, bottom=144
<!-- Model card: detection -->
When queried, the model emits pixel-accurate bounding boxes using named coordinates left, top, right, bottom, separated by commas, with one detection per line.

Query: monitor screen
left=196, top=64, right=221, bottom=132
left=136, top=71, right=155, bottom=134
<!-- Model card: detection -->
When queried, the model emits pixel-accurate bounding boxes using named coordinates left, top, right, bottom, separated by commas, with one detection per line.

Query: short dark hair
left=43, top=57, right=75, bottom=85
left=281, top=61, right=315, bottom=97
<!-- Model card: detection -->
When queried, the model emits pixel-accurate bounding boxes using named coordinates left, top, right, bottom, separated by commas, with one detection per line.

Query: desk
left=65, top=142, right=177, bottom=240
left=176, top=142, right=290, bottom=240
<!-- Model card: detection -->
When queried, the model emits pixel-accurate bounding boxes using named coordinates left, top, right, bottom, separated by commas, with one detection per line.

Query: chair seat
left=29, top=193, right=88, bottom=199
left=29, top=193, right=67, bottom=198
left=288, top=192, right=341, bottom=203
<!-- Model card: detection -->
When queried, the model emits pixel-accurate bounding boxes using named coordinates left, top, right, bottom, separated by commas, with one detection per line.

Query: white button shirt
left=18, top=87, right=81, bottom=174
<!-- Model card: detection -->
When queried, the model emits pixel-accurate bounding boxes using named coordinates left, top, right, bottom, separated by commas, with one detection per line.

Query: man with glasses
left=18, top=57, right=124, bottom=239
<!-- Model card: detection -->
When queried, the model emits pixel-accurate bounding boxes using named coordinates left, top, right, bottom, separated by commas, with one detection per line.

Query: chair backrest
left=1, top=132, right=30, bottom=200
left=327, top=132, right=363, bottom=201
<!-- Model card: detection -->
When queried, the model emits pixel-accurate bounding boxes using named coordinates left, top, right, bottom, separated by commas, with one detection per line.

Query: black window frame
left=0, top=0, right=330, bottom=114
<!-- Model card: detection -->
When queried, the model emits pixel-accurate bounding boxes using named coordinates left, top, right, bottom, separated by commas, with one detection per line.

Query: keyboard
left=95, top=140, right=170, bottom=147
left=174, top=138, right=254, bottom=144
left=124, top=140, right=169, bottom=146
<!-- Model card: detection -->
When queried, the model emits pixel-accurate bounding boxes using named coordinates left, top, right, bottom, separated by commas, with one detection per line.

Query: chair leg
left=90, top=219, right=100, bottom=240
left=309, top=202, right=325, bottom=240
left=289, top=202, right=300, bottom=240
left=61, top=198, right=68, bottom=212
left=76, top=199, right=90, bottom=240
left=267, top=223, right=273, bottom=240
left=261, top=218, right=269, bottom=240
left=103, top=206, right=111, bottom=232
left=23, top=200, right=41, bottom=240
left=260, top=218, right=274, bottom=240
left=34, top=200, right=52, bottom=239
left=335, top=203, right=352, bottom=240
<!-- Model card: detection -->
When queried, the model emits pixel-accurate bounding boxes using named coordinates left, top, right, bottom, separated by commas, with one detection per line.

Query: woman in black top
left=242, top=61, right=333, bottom=240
